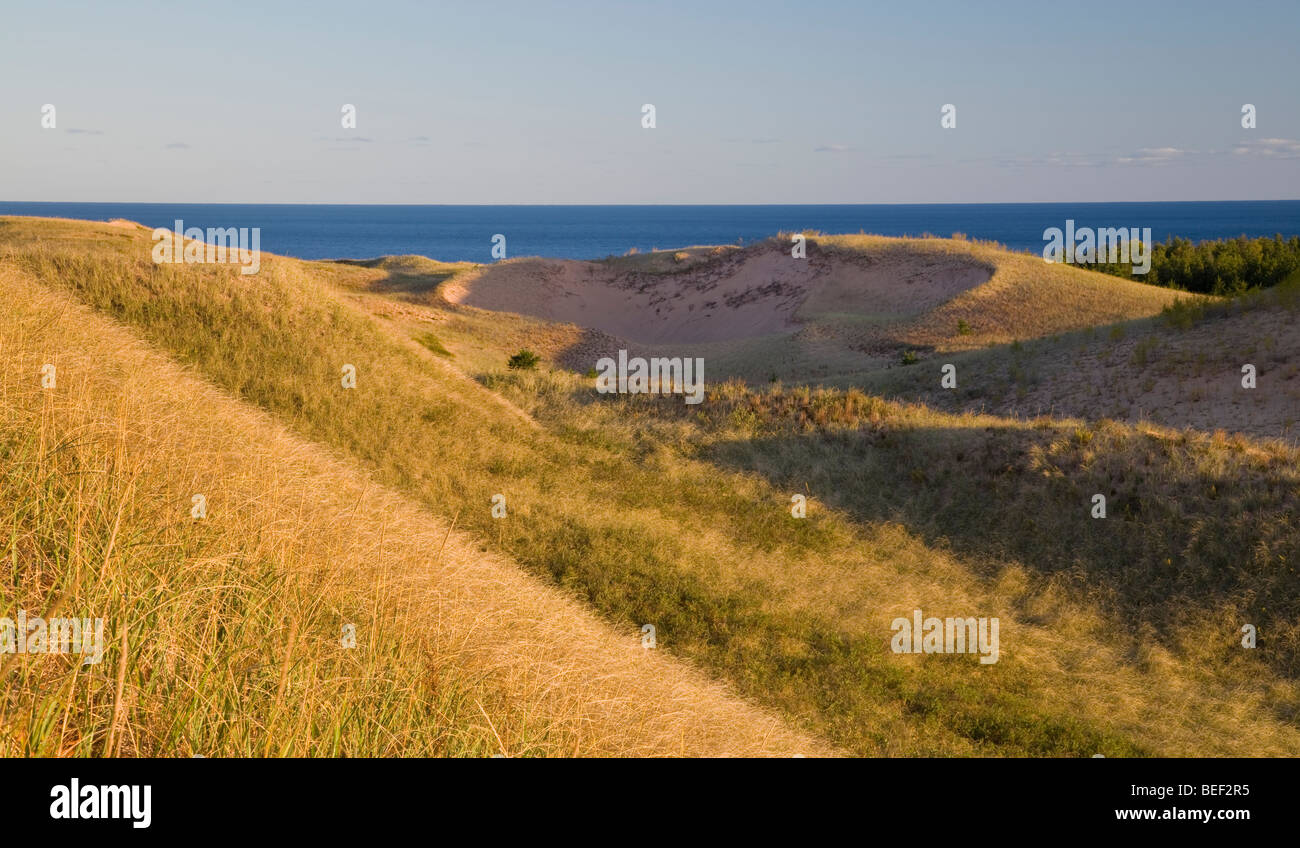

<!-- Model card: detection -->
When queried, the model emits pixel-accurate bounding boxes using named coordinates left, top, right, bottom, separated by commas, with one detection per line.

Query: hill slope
left=3, top=216, right=1298, bottom=757
left=0, top=260, right=821, bottom=757
left=858, top=280, right=1300, bottom=444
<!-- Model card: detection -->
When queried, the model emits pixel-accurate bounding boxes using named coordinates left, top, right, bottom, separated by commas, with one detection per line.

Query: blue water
left=2, top=201, right=1298, bottom=263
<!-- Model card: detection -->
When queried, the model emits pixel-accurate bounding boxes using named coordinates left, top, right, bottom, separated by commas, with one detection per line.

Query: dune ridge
left=0, top=262, right=825, bottom=757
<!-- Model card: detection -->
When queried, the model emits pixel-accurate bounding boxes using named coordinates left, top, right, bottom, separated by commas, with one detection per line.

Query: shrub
left=507, top=349, right=541, bottom=370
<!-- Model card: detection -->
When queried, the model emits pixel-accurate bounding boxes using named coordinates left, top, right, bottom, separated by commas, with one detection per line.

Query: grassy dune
left=0, top=259, right=820, bottom=757
left=857, top=276, right=1300, bottom=443
left=3, top=216, right=1298, bottom=756
left=820, top=235, right=1189, bottom=351
left=436, top=233, right=1187, bottom=385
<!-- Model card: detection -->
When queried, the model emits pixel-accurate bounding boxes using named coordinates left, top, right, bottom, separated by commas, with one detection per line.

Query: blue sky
left=3, top=0, right=1298, bottom=203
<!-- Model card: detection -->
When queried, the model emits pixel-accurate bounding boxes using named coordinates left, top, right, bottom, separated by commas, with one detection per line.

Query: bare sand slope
left=448, top=246, right=807, bottom=343
left=444, top=237, right=1185, bottom=381
left=1012, top=304, right=1300, bottom=442
left=445, top=240, right=996, bottom=344
left=871, top=295, right=1300, bottom=444
left=795, top=246, right=992, bottom=322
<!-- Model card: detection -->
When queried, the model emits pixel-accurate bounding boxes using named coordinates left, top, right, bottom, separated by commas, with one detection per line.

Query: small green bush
left=507, top=349, right=541, bottom=370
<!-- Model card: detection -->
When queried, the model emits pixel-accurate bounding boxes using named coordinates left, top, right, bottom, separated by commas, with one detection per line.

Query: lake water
left=2, top=201, right=1298, bottom=262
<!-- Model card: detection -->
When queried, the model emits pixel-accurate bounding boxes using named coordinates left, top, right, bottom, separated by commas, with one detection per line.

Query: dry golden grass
left=4, top=216, right=1298, bottom=758
left=594, top=380, right=1300, bottom=754
left=0, top=265, right=823, bottom=757
left=813, top=234, right=1188, bottom=351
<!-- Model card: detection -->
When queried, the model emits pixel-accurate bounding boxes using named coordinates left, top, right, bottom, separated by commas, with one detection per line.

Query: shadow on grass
left=703, top=418, right=1300, bottom=686
left=332, top=257, right=460, bottom=301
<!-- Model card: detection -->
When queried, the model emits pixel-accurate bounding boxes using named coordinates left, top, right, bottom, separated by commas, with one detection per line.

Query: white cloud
left=1115, top=147, right=1186, bottom=165
left=1232, top=138, right=1300, bottom=159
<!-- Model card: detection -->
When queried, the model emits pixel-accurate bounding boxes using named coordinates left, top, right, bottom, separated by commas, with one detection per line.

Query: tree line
left=1091, top=234, right=1300, bottom=295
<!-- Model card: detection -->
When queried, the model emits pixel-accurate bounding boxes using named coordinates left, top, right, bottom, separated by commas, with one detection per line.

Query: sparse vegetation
left=1132, top=335, right=1159, bottom=366
left=1161, top=297, right=1208, bottom=330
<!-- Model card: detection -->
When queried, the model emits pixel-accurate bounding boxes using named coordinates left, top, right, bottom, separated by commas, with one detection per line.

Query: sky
left=2, top=0, right=1298, bottom=204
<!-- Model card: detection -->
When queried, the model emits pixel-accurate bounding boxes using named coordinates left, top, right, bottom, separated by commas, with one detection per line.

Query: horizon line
left=4, top=199, right=1300, bottom=207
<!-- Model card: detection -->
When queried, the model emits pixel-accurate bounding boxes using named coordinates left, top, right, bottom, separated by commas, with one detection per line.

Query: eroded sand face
left=449, top=240, right=993, bottom=335
left=444, top=243, right=994, bottom=346
left=448, top=248, right=813, bottom=344
left=796, top=251, right=992, bottom=323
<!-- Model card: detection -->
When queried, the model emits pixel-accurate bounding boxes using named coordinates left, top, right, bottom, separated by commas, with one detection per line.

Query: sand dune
left=447, top=247, right=811, bottom=344
left=446, top=240, right=993, bottom=345
left=0, top=260, right=827, bottom=757
left=444, top=236, right=1184, bottom=385
left=7, top=216, right=1297, bottom=758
